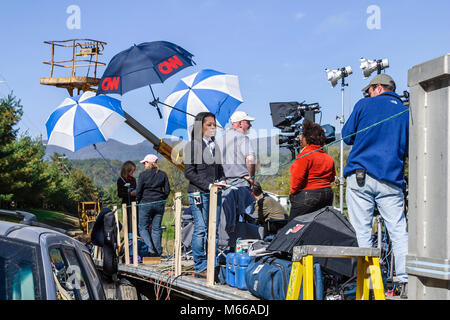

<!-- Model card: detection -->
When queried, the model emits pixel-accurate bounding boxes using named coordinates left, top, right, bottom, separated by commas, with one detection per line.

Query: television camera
left=270, top=101, right=336, bottom=159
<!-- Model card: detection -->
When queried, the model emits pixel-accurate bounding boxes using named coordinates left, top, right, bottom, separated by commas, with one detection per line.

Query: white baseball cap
left=230, top=111, right=255, bottom=123
left=140, top=154, right=158, bottom=163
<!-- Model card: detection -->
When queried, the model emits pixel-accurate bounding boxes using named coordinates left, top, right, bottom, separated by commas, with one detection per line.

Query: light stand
left=325, top=66, right=352, bottom=213
left=338, top=76, right=348, bottom=214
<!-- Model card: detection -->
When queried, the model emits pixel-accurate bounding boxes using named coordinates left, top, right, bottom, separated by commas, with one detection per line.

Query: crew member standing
left=342, top=74, right=409, bottom=296
left=136, top=154, right=170, bottom=257
left=215, top=111, right=257, bottom=244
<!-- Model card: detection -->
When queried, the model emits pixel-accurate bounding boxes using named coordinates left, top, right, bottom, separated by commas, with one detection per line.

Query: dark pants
left=289, top=187, right=333, bottom=221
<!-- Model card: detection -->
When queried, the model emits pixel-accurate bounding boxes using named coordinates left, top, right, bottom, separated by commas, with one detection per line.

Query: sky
left=0, top=0, right=449, bottom=146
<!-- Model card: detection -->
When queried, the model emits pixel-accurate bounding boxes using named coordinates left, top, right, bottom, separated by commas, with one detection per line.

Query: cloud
left=316, top=12, right=353, bottom=33
left=294, top=12, right=306, bottom=21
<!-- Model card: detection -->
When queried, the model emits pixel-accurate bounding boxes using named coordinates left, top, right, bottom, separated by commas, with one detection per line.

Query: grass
left=0, top=208, right=80, bottom=231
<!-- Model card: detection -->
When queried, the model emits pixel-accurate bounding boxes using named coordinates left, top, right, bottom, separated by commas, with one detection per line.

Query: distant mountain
left=43, top=133, right=350, bottom=162
left=43, top=138, right=159, bottom=161
left=44, top=136, right=289, bottom=161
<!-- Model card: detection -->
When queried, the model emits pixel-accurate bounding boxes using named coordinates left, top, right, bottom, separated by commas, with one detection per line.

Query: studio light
left=325, top=66, right=352, bottom=87
left=360, top=57, right=389, bottom=78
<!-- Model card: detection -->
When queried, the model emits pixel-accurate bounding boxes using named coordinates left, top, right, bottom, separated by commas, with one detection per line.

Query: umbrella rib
left=160, top=100, right=195, bottom=118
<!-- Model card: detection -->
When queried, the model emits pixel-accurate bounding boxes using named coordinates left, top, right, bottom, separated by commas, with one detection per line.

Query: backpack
left=91, top=208, right=119, bottom=277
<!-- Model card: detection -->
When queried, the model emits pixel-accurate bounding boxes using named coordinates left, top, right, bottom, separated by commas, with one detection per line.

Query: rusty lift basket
left=78, top=201, right=102, bottom=234
left=40, top=39, right=107, bottom=96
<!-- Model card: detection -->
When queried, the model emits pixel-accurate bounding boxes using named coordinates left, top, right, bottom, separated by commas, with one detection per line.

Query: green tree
left=98, top=184, right=121, bottom=210
left=0, top=94, right=48, bottom=208
left=0, top=93, right=100, bottom=213
left=7, top=136, right=48, bottom=208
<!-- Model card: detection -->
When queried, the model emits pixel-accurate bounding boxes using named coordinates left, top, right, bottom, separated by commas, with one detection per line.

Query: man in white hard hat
left=215, top=110, right=257, bottom=246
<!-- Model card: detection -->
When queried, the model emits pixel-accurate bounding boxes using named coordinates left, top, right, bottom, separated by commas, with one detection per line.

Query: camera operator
left=117, top=161, right=137, bottom=232
left=253, top=182, right=287, bottom=224
left=253, top=182, right=288, bottom=237
left=342, top=74, right=409, bottom=297
left=289, top=120, right=336, bottom=220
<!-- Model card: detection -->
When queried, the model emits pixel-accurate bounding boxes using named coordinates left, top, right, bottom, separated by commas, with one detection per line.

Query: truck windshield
left=0, top=236, right=45, bottom=300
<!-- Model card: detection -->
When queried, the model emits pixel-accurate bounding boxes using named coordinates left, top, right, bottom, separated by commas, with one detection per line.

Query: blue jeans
left=189, top=193, right=222, bottom=273
left=346, top=173, right=408, bottom=283
left=138, top=202, right=165, bottom=256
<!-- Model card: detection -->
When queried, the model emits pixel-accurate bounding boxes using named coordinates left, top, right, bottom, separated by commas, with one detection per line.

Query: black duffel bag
left=267, top=206, right=358, bottom=278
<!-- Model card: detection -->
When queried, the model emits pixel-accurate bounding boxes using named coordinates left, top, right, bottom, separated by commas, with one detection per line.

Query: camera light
left=360, top=57, right=389, bottom=79
left=325, top=66, right=352, bottom=87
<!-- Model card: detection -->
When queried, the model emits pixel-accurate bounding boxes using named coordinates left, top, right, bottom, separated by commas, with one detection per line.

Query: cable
left=120, top=108, right=410, bottom=211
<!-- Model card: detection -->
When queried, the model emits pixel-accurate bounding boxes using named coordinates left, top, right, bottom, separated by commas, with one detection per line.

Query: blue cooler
left=235, top=252, right=250, bottom=290
left=226, top=253, right=236, bottom=287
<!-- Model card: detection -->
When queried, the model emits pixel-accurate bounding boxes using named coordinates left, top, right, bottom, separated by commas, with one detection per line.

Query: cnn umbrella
left=45, top=91, right=125, bottom=152
left=162, top=69, right=243, bottom=139
left=96, top=41, right=195, bottom=114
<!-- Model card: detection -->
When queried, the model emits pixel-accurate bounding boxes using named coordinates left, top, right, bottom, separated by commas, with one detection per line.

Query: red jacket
left=290, top=144, right=336, bottom=194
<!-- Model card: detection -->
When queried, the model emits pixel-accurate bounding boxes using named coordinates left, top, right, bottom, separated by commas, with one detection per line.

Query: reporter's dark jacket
left=136, top=168, right=170, bottom=203
left=184, top=139, right=225, bottom=193
left=117, top=176, right=136, bottom=204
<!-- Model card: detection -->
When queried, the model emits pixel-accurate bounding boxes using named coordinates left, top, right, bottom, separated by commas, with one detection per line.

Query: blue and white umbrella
left=162, top=69, right=243, bottom=138
left=46, top=91, right=126, bottom=152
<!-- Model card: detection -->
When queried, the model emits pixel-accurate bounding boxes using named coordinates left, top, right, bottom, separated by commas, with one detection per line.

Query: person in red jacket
left=289, top=120, right=336, bottom=220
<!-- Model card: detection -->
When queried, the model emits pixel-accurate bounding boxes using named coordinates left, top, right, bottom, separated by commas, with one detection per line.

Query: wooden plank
left=93, top=245, right=99, bottom=261
left=174, top=192, right=182, bottom=276
left=113, top=206, right=120, bottom=257
left=131, top=202, right=138, bottom=266
left=292, top=245, right=381, bottom=261
left=142, top=257, right=161, bottom=264
left=206, top=186, right=219, bottom=287
left=122, top=203, right=130, bottom=265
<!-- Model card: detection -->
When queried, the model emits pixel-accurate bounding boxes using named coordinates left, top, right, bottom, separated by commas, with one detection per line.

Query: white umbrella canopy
left=163, top=69, right=243, bottom=139
left=46, top=91, right=126, bottom=152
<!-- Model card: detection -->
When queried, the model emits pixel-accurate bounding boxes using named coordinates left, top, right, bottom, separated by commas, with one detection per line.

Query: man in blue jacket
left=342, top=74, right=409, bottom=296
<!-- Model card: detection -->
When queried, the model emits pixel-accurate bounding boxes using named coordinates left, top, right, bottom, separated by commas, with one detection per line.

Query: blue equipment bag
left=245, top=255, right=324, bottom=300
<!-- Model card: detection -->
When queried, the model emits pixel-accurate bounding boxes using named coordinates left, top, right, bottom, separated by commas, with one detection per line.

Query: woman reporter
left=184, top=112, right=226, bottom=277
left=289, top=120, right=336, bottom=220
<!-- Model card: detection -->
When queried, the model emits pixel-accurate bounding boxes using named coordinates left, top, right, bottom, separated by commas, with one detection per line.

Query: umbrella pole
left=148, top=85, right=196, bottom=119
left=148, top=85, right=163, bottom=118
